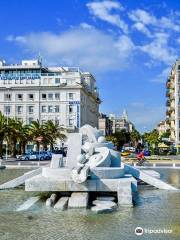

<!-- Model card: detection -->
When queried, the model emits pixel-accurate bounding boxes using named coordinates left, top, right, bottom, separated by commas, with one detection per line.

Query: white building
left=109, top=110, right=133, bottom=133
left=166, top=59, right=180, bottom=147
left=0, top=59, right=100, bottom=130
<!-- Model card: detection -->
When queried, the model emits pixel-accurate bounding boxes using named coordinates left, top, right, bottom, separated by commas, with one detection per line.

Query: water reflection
left=0, top=168, right=179, bottom=240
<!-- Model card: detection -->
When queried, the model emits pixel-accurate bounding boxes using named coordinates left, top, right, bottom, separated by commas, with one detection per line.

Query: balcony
left=166, top=109, right=170, bottom=116
left=169, top=93, right=175, bottom=100
left=166, top=89, right=170, bottom=97
left=170, top=105, right=175, bottom=111
left=169, top=116, right=175, bottom=121
left=166, top=100, right=170, bottom=107
left=166, top=82, right=171, bottom=89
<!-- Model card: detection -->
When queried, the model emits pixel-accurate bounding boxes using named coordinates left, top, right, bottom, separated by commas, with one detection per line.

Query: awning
left=158, top=143, right=169, bottom=148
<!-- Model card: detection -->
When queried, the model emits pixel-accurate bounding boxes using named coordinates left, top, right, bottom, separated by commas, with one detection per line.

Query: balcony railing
left=166, top=100, right=170, bottom=107
left=170, top=105, right=175, bottom=111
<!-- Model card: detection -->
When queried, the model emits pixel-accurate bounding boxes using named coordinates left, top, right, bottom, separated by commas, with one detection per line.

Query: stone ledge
left=90, top=167, right=125, bottom=179
left=25, top=175, right=137, bottom=193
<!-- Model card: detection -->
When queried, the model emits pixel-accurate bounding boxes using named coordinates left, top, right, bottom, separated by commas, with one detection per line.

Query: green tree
left=44, top=120, right=66, bottom=151
left=7, top=118, right=22, bottom=157
left=29, top=120, right=45, bottom=151
left=160, top=130, right=170, bottom=141
left=142, top=129, right=159, bottom=154
left=130, top=128, right=141, bottom=146
left=18, top=123, right=32, bottom=155
left=0, top=112, right=7, bottom=159
left=106, top=129, right=130, bottom=150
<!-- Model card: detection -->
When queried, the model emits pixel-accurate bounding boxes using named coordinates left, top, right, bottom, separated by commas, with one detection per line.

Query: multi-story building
left=109, top=110, right=133, bottom=133
left=109, top=114, right=116, bottom=133
left=166, top=59, right=180, bottom=147
left=0, top=59, right=100, bottom=130
left=98, top=113, right=113, bottom=136
left=156, top=120, right=169, bottom=136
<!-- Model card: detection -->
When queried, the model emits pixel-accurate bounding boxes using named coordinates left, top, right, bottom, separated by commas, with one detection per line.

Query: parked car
left=121, top=151, right=131, bottom=157
left=143, top=150, right=151, bottom=156
left=19, top=152, right=37, bottom=161
left=19, top=151, right=52, bottom=161
left=52, top=148, right=67, bottom=157
left=36, top=151, right=52, bottom=160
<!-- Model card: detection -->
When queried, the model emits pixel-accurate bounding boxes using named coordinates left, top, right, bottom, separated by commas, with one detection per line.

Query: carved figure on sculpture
left=71, top=125, right=121, bottom=183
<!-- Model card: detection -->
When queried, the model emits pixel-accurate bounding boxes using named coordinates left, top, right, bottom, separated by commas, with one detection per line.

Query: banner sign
left=69, top=101, right=80, bottom=104
left=0, top=73, right=41, bottom=80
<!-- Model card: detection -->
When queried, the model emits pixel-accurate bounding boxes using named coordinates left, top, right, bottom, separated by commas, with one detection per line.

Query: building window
left=55, top=78, right=60, bottom=84
left=28, top=94, right=34, bottom=100
left=17, top=94, right=23, bottom=101
left=4, top=93, right=11, bottom=101
left=17, top=106, right=23, bottom=114
left=4, top=106, right=11, bottom=114
left=55, top=105, right=59, bottom=113
left=48, top=78, right=52, bottom=84
left=69, top=119, right=74, bottom=126
left=55, top=119, right=59, bottom=125
left=43, top=78, right=48, bottom=84
left=28, top=106, right=34, bottom=114
left=55, top=93, right=60, bottom=100
left=48, top=106, right=53, bottom=113
left=28, top=117, right=33, bottom=124
left=69, top=93, right=74, bottom=100
left=41, top=119, right=46, bottom=124
left=69, top=104, right=73, bottom=113
left=41, top=106, right=46, bottom=113
left=48, top=93, right=53, bottom=100
left=17, top=118, right=22, bottom=122
left=42, top=93, right=47, bottom=100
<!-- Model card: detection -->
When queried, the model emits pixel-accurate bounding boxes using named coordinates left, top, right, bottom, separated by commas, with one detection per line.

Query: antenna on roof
left=38, top=52, right=42, bottom=66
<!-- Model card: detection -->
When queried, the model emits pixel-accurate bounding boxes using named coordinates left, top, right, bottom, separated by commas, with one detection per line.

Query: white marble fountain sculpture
left=25, top=124, right=176, bottom=211
left=71, top=125, right=123, bottom=183
left=25, top=125, right=138, bottom=207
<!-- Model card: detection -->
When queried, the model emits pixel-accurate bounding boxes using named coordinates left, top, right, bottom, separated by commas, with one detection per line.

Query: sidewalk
left=0, top=158, right=49, bottom=169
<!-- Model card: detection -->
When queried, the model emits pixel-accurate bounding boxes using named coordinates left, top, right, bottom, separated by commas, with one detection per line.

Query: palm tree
left=0, top=112, right=7, bottom=159
left=130, top=128, right=141, bottom=147
left=44, top=120, right=66, bottom=151
left=18, top=123, right=32, bottom=155
left=7, top=118, right=24, bottom=157
left=29, top=120, right=45, bottom=151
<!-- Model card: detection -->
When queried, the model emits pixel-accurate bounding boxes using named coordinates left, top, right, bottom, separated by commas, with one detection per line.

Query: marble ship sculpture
left=71, top=125, right=121, bottom=184
left=24, top=124, right=176, bottom=210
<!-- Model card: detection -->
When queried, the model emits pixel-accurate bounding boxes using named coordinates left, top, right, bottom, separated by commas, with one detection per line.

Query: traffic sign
left=36, top=136, right=43, bottom=142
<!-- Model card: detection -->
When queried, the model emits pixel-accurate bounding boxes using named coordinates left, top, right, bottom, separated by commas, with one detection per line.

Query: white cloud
left=80, top=22, right=94, bottom=29
left=6, top=27, right=135, bottom=72
left=129, top=8, right=180, bottom=33
left=128, top=9, right=156, bottom=25
left=6, top=35, right=26, bottom=43
left=132, top=22, right=152, bottom=37
left=138, top=33, right=177, bottom=65
left=131, top=102, right=145, bottom=107
left=160, top=16, right=180, bottom=32
left=87, top=1, right=128, bottom=33
left=151, top=67, right=171, bottom=83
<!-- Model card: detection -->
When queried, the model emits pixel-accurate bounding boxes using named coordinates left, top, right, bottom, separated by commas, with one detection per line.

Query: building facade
left=109, top=110, right=133, bottom=133
left=98, top=113, right=113, bottom=136
left=166, top=60, right=180, bottom=147
left=156, top=120, right=169, bottom=136
left=0, top=59, right=100, bottom=130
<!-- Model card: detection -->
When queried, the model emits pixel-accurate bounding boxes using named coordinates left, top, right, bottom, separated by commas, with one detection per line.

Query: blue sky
left=0, top=0, right=180, bottom=132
